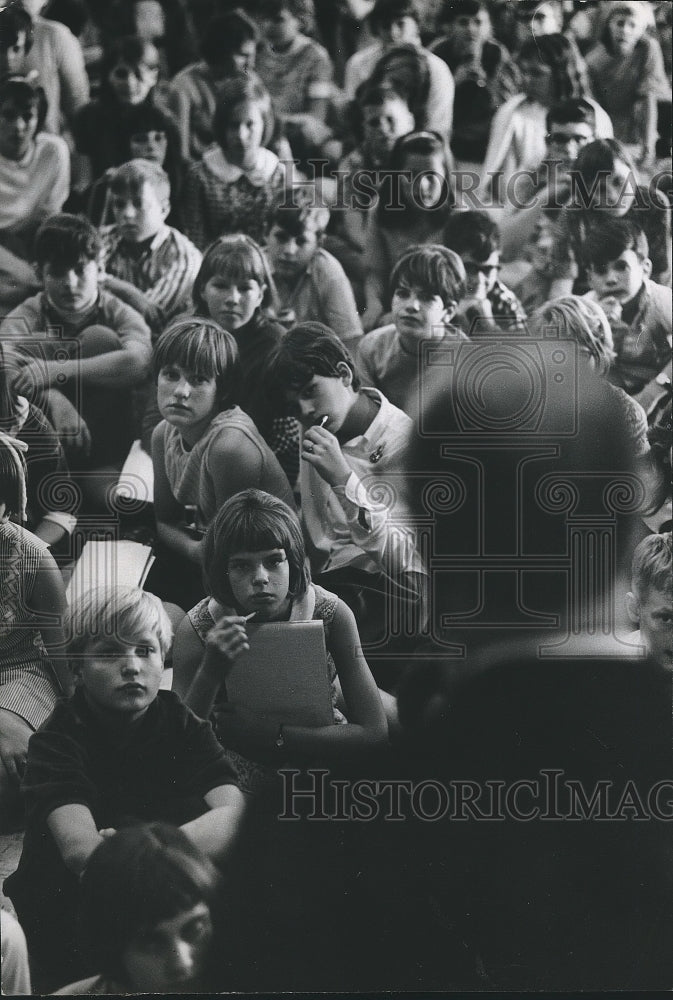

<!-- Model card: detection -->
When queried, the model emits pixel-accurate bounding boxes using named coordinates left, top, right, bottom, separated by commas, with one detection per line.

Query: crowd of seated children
left=357, top=243, right=469, bottom=412
left=173, top=489, right=387, bottom=793
left=3, top=585, right=244, bottom=990
left=0, top=0, right=671, bottom=993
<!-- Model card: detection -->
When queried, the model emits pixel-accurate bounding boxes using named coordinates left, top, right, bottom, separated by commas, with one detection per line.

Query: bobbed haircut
left=203, top=488, right=310, bottom=605
left=65, top=586, right=173, bottom=659
left=109, top=158, right=171, bottom=203
left=153, top=318, right=240, bottom=411
left=443, top=209, right=501, bottom=261
left=438, top=0, right=486, bottom=22
left=268, top=189, right=330, bottom=239
left=601, top=1, right=654, bottom=53
left=0, top=3, right=34, bottom=55
left=389, top=243, right=466, bottom=307
left=0, top=75, right=47, bottom=133
left=518, top=33, right=586, bottom=102
left=0, top=433, right=27, bottom=522
left=583, top=217, right=650, bottom=269
left=79, top=823, right=220, bottom=982
left=367, top=43, right=431, bottom=129
left=546, top=97, right=596, bottom=131
left=193, top=235, right=277, bottom=316
left=527, top=295, right=616, bottom=376
left=34, top=213, right=101, bottom=271
left=200, top=9, right=258, bottom=66
left=380, top=130, right=455, bottom=225
left=213, top=76, right=275, bottom=151
left=574, top=137, right=637, bottom=191
left=266, top=321, right=362, bottom=394
left=631, top=532, right=672, bottom=598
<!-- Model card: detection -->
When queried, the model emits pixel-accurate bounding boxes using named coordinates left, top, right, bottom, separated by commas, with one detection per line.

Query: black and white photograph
left=0, top=0, right=671, bottom=994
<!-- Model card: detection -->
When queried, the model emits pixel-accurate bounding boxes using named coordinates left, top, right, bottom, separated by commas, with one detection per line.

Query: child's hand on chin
left=599, top=296, right=623, bottom=325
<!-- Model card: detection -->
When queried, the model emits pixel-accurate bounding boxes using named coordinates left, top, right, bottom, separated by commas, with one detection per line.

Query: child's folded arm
left=180, top=783, right=246, bottom=863
left=46, top=804, right=104, bottom=876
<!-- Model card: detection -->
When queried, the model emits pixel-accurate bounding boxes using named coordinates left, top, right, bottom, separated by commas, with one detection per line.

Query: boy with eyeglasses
left=443, top=211, right=527, bottom=334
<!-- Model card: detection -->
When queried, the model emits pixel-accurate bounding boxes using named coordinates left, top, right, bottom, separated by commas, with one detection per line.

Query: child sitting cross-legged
left=624, top=532, right=672, bottom=673
left=173, top=489, right=388, bottom=795
left=0, top=213, right=152, bottom=474
left=99, top=159, right=202, bottom=337
left=357, top=244, right=469, bottom=414
left=443, top=210, right=528, bottom=335
left=3, top=586, right=245, bottom=992
left=583, top=219, right=672, bottom=414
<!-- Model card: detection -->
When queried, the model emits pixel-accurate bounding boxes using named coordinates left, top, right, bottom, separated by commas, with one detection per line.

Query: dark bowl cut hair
left=439, top=0, right=485, bottom=22
left=546, top=97, right=596, bottom=131
left=443, top=209, right=500, bottom=261
left=0, top=76, right=48, bottom=133
left=200, top=9, right=258, bottom=65
left=152, top=317, right=240, bottom=411
left=574, top=138, right=637, bottom=192
left=518, top=33, right=585, bottom=103
left=203, top=488, right=310, bottom=605
left=0, top=3, right=35, bottom=54
left=193, top=235, right=277, bottom=316
left=266, top=321, right=362, bottom=394
left=34, top=213, right=101, bottom=271
left=0, top=437, right=26, bottom=521
left=213, top=77, right=275, bottom=152
left=583, top=217, right=649, bottom=269
left=370, top=0, right=421, bottom=33
left=389, top=244, right=467, bottom=308
left=78, top=823, right=220, bottom=982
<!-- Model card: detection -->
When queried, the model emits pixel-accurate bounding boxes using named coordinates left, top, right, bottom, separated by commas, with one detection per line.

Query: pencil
left=319, top=415, right=328, bottom=427
left=243, top=612, right=257, bottom=621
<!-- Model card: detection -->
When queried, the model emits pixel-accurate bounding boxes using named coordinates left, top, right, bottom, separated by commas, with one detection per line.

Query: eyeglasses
left=546, top=131, right=592, bottom=147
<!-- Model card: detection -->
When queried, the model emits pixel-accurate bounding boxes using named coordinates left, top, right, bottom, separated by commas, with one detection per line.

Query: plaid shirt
left=488, top=279, right=527, bottom=331
left=99, top=224, right=202, bottom=321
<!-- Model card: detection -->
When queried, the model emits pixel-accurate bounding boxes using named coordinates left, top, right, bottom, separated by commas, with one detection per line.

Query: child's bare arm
left=182, top=619, right=249, bottom=720
left=28, top=551, right=72, bottom=697
left=181, top=783, right=246, bottom=863
left=47, top=804, right=105, bottom=876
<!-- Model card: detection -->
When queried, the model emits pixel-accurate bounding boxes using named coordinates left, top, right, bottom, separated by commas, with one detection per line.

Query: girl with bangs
left=147, top=318, right=294, bottom=609
left=173, top=489, right=387, bottom=795
left=193, top=234, right=300, bottom=486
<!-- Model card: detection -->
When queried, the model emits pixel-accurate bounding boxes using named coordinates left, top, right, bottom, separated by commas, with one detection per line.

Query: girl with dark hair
left=480, top=32, right=612, bottom=199
left=172, top=488, right=387, bottom=794
left=56, top=823, right=220, bottom=994
left=148, top=318, right=294, bottom=608
left=365, top=42, right=432, bottom=130
left=548, top=138, right=671, bottom=296
left=72, top=35, right=183, bottom=198
left=182, top=77, right=286, bottom=250
left=363, top=130, right=454, bottom=329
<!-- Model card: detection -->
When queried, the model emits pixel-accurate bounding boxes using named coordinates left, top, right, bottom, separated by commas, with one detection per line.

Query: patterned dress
left=0, top=521, right=59, bottom=731
left=187, top=584, right=346, bottom=794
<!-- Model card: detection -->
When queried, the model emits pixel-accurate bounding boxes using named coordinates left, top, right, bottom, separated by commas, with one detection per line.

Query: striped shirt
left=99, top=224, right=202, bottom=322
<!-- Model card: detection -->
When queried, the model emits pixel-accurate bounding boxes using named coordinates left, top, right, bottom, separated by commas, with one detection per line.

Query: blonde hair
left=631, top=532, right=672, bottom=599
left=528, top=295, right=616, bottom=376
left=65, top=587, right=172, bottom=659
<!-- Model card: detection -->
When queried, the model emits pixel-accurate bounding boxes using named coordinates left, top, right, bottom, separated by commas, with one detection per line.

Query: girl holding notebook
left=172, top=489, right=387, bottom=793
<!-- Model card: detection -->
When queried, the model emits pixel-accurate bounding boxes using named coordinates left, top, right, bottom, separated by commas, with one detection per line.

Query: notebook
left=66, top=540, right=155, bottom=604
left=224, top=620, right=334, bottom=728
